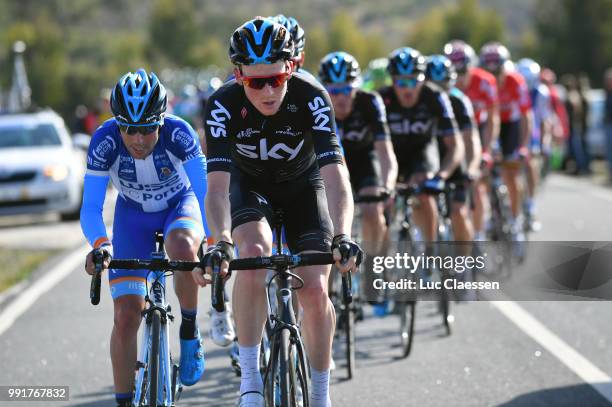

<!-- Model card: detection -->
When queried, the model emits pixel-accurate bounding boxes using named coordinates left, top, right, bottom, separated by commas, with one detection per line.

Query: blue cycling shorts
left=109, top=193, right=204, bottom=299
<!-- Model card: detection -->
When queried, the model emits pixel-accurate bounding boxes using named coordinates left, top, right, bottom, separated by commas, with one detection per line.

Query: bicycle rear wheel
left=398, top=301, right=416, bottom=358
left=149, top=309, right=161, bottom=406
left=439, top=269, right=452, bottom=336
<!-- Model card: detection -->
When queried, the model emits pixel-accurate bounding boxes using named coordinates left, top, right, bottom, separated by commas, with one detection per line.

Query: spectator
left=605, top=68, right=612, bottom=181
left=562, top=74, right=590, bottom=175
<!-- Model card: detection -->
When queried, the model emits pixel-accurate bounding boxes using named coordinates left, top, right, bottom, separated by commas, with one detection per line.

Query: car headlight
left=43, top=165, right=69, bottom=181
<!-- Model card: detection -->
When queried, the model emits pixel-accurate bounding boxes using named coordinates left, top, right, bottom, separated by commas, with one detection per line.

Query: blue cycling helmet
left=479, top=42, right=511, bottom=75
left=516, top=58, right=541, bottom=90
left=318, top=52, right=361, bottom=84
left=425, top=55, right=457, bottom=86
left=110, top=69, right=167, bottom=125
left=271, top=14, right=305, bottom=57
left=387, top=47, right=426, bottom=79
left=229, top=17, right=294, bottom=65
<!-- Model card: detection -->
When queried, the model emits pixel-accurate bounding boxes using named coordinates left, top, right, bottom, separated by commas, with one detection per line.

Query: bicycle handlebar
left=229, top=253, right=335, bottom=270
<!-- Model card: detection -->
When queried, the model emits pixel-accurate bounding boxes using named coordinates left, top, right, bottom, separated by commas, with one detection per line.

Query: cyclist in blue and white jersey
left=81, top=69, right=209, bottom=406
left=517, top=58, right=553, bottom=231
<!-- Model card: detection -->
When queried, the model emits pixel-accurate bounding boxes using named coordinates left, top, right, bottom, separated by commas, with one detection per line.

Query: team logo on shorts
left=241, top=107, right=248, bottom=119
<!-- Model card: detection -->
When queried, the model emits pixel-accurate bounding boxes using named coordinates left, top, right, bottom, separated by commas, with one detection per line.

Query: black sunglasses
left=118, top=124, right=160, bottom=135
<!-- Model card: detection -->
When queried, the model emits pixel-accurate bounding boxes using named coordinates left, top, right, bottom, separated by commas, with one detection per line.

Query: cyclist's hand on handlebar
left=85, top=245, right=113, bottom=276
left=422, top=175, right=445, bottom=194
left=331, top=234, right=363, bottom=274
left=192, top=240, right=234, bottom=287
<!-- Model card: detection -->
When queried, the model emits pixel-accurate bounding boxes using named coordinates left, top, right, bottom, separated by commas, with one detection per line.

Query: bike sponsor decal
left=171, top=127, right=197, bottom=153
left=92, top=135, right=117, bottom=163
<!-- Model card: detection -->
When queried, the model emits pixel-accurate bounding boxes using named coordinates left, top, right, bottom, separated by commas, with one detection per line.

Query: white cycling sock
left=310, top=368, right=331, bottom=407
left=239, top=344, right=263, bottom=395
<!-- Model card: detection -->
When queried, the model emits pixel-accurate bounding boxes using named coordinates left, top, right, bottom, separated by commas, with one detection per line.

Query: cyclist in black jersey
left=194, top=17, right=361, bottom=407
left=426, top=55, right=481, bottom=243
left=378, top=47, right=463, bottom=242
left=319, top=51, right=397, bottom=259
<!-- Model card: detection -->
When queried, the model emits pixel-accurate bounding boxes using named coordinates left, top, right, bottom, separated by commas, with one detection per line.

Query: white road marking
left=0, top=245, right=89, bottom=336
left=492, top=301, right=612, bottom=403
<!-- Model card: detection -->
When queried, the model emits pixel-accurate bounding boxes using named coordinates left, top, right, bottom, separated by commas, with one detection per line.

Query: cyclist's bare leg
left=410, top=172, right=438, bottom=241
left=111, top=294, right=145, bottom=394
left=359, top=185, right=387, bottom=255
left=232, top=220, right=273, bottom=347
left=502, top=164, right=522, bottom=219
left=472, top=179, right=490, bottom=238
left=166, top=228, right=201, bottom=310
left=451, top=201, right=474, bottom=242
left=294, top=261, right=334, bottom=371
left=525, top=155, right=539, bottom=200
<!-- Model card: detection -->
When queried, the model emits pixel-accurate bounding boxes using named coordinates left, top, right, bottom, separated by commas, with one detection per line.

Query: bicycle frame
left=132, top=239, right=177, bottom=406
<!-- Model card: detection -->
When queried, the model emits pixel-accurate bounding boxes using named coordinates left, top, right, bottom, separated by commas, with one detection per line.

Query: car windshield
left=0, top=124, right=62, bottom=149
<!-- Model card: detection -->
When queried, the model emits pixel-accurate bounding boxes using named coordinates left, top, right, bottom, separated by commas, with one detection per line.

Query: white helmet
left=517, top=58, right=541, bottom=90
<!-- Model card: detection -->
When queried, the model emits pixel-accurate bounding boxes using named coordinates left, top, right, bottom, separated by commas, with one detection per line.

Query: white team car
left=0, top=110, right=88, bottom=221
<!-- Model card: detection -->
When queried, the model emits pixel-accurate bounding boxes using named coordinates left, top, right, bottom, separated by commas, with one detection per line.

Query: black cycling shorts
left=229, top=165, right=333, bottom=254
left=395, top=139, right=440, bottom=182
left=500, top=121, right=521, bottom=159
left=345, top=150, right=382, bottom=193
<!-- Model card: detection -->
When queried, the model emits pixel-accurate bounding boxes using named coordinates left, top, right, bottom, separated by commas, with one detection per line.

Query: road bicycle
left=228, top=209, right=346, bottom=407
left=90, top=232, right=205, bottom=407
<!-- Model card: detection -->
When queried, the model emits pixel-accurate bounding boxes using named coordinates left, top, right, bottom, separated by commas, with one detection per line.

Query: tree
left=149, top=0, right=199, bottom=67
left=407, top=0, right=505, bottom=55
left=534, top=0, right=612, bottom=85
left=5, top=16, right=67, bottom=112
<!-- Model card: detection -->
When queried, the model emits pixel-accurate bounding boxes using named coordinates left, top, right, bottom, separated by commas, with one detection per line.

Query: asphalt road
left=0, top=174, right=611, bottom=407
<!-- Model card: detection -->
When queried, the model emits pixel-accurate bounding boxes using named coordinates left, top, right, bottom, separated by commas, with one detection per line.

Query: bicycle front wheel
left=149, top=309, right=161, bottom=406
left=343, top=303, right=355, bottom=380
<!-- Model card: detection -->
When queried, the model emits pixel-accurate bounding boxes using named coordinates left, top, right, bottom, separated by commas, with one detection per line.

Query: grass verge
left=0, top=248, right=59, bottom=293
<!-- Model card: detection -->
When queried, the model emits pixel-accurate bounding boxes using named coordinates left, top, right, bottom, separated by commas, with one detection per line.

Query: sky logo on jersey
left=236, top=139, right=304, bottom=161
left=207, top=100, right=231, bottom=138
left=343, top=128, right=368, bottom=142
left=389, top=119, right=433, bottom=135
left=308, top=96, right=332, bottom=132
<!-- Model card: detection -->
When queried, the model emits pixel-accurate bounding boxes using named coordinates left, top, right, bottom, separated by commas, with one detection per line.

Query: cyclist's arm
left=203, top=89, right=233, bottom=244
left=205, top=171, right=232, bottom=243
left=518, top=76, right=533, bottom=149
left=374, top=140, right=397, bottom=191
left=465, top=127, right=482, bottom=176
left=436, top=92, right=464, bottom=180
left=184, top=157, right=210, bottom=238
left=309, top=87, right=352, bottom=236
left=80, top=173, right=111, bottom=250
left=483, top=76, right=500, bottom=152
left=456, top=93, right=481, bottom=175
left=370, top=92, right=397, bottom=191
left=320, top=163, right=353, bottom=236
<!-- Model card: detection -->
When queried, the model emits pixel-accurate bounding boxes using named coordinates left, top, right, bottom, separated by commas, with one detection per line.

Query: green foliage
left=533, top=0, right=612, bottom=86
left=406, top=0, right=505, bottom=55
left=302, top=12, right=386, bottom=76
left=5, top=15, right=68, bottom=111
left=149, top=0, right=199, bottom=67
